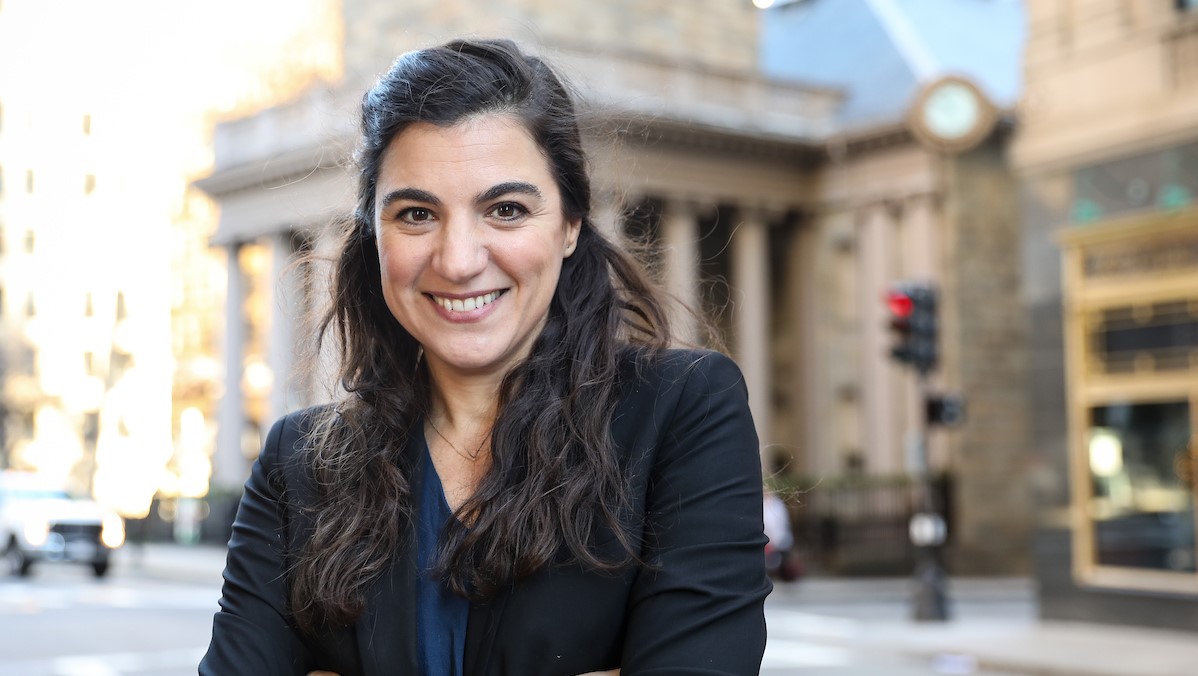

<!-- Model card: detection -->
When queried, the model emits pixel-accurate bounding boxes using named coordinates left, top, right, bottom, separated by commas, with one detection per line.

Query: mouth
left=427, top=289, right=506, bottom=312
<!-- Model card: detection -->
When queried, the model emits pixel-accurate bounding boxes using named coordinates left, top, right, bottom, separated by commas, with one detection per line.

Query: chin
left=427, top=346, right=515, bottom=375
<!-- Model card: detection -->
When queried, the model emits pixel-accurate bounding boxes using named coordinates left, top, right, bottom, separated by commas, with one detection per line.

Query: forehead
left=376, top=115, right=553, bottom=190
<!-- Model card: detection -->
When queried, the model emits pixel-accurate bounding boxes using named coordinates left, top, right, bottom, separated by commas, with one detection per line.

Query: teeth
left=433, top=291, right=500, bottom=312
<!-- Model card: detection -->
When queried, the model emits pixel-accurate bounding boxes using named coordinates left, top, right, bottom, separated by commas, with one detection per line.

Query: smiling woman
left=201, top=38, right=770, bottom=676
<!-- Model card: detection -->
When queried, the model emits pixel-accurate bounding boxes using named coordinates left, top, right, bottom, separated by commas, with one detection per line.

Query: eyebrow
left=476, top=181, right=544, bottom=204
left=378, top=187, right=440, bottom=211
left=377, top=181, right=545, bottom=212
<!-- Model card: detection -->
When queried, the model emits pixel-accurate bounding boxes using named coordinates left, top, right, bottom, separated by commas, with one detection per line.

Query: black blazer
left=201, top=349, right=771, bottom=675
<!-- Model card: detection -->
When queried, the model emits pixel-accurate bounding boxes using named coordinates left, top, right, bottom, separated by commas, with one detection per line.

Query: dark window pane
left=1088, top=401, right=1195, bottom=572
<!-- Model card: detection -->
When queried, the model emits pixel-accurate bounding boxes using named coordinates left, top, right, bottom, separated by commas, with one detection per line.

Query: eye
left=488, top=202, right=527, bottom=221
left=397, top=207, right=434, bottom=224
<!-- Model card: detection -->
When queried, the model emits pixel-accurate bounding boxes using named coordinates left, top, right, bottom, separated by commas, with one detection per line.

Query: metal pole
left=911, top=371, right=949, bottom=621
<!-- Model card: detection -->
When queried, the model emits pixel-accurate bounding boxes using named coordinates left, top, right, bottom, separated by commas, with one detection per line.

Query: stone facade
left=943, top=137, right=1033, bottom=574
left=1013, top=0, right=1198, bottom=629
left=340, top=0, right=759, bottom=89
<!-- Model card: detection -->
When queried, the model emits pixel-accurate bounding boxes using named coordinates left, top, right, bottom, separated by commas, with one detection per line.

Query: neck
left=424, top=359, right=502, bottom=438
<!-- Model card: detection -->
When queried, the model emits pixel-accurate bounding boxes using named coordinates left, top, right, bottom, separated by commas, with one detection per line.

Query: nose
left=432, top=215, right=488, bottom=282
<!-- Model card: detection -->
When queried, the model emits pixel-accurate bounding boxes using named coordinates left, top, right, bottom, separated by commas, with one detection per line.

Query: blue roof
left=760, top=0, right=1025, bottom=131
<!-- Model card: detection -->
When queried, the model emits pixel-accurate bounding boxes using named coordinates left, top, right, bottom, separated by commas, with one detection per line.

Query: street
left=762, top=580, right=1030, bottom=675
left=0, top=563, right=215, bottom=676
left=3, top=547, right=1197, bottom=676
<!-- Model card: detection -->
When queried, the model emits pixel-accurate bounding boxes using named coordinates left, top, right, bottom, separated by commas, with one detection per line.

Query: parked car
left=0, top=471, right=124, bottom=577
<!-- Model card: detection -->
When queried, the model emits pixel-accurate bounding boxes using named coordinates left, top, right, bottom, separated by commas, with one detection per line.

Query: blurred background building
left=2, top=0, right=1196, bottom=635
left=0, top=1, right=178, bottom=520
left=0, top=0, right=339, bottom=530
left=1013, top=0, right=1198, bottom=631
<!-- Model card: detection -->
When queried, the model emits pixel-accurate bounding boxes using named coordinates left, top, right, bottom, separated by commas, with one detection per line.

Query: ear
left=563, top=218, right=582, bottom=258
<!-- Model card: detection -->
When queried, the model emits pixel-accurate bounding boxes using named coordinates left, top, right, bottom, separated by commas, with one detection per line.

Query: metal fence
left=784, top=474, right=953, bottom=576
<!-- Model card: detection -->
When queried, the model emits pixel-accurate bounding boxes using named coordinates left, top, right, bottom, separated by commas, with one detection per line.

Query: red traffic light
left=885, top=282, right=938, bottom=374
left=886, top=290, right=914, bottom=318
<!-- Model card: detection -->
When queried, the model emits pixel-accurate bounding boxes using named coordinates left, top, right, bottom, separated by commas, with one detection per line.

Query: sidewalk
left=766, top=577, right=1198, bottom=676
left=112, top=542, right=229, bottom=587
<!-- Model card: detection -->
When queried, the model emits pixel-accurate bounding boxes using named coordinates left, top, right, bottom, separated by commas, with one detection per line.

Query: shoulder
left=613, top=348, right=750, bottom=438
left=619, top=347, right=746, bottom=399
left=260, top=404, right=333, bottom=471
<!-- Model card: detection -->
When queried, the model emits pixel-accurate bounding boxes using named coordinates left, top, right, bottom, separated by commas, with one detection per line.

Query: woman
left=201, top=38, right=770, bottom=676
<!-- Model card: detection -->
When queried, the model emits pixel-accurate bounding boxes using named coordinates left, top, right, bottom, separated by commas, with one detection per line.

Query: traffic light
left=885, top=282, right=938, bottom=375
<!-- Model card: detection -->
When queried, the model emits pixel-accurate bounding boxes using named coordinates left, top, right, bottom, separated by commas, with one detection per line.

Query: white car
left=0, top=471, right=125, bottom=578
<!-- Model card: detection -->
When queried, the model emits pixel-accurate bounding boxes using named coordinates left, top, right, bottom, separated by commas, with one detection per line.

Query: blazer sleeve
left=621, top=352, right=772, bottom=675
left=200, top=415, right=314, bottom=675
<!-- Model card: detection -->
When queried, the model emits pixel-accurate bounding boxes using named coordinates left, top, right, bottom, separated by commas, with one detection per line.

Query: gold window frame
left=1059, top=210, right=1198, bottom=595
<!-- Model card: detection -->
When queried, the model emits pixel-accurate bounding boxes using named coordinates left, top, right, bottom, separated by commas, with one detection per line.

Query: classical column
left=267, top=231, right=301, bottom=423
left=903, top=193, right=939, bottom=280
left=732, top=207, right=772, bottom=453
left=214, top=242, right=248, bottom=489
left=308, top=229, right=340, bottom=402
left=592, top=191, right=625, bottom=241
left=858, top=203, right=899, bottom=473
left=661, top=198, right=701, bottom=344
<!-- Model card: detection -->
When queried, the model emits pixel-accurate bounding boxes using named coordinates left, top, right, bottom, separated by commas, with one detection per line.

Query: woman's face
left=373, top=114, right=581, bottom=380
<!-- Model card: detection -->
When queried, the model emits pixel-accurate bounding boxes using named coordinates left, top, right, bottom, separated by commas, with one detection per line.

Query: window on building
left=1087, top=401, right=1195, bottom=573
left=18, top=345, right=35, bottom=376
left=82, top=412, right=99, bottom=445
left=109, top=350, right=132, bottom=382
left=84, top=173, right=95, bottom=195
left=20, top=411, right=35, bottom=441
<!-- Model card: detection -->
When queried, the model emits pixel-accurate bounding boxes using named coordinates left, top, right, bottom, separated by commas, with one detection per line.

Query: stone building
left=199, top=0, right=1032, bottom=574
left=1012, top=0, right=1198, bottom=631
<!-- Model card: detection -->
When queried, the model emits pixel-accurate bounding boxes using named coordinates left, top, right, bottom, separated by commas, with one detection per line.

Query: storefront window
left=1088, top=401, right=1195, bottom=572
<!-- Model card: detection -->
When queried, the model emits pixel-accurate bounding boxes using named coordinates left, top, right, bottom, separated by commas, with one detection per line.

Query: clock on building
left=908, top=76, right=997, bottom=153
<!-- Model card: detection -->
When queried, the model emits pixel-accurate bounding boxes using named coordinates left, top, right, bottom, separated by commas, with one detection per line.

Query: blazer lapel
left=463, top=584, right=512, bottom=675
left=355, top=542, right=419, bottom=675
left=355, top=431, right=424, bottom=675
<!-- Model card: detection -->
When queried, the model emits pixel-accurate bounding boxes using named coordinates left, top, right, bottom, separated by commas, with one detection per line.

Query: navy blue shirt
left=416, top=442, right=469, bottom=676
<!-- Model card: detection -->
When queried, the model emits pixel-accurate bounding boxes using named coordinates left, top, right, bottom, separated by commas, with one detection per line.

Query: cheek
left=501, top=238, right=565, bottom=289
left=378, top=240, right=420, bottom=288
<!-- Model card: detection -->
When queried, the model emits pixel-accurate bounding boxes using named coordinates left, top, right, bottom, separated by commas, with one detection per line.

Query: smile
left=429, top=290, right=504, bottom=312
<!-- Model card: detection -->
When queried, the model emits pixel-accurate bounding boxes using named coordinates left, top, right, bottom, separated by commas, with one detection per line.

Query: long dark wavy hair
left=289, top=38, right=674, bottom=634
